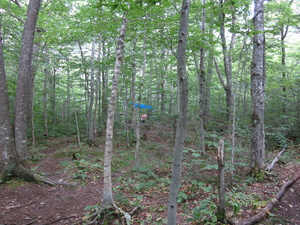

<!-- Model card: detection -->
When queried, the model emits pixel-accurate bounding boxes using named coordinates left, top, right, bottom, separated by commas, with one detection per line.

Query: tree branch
left=236, top=171, right=300, bottom=225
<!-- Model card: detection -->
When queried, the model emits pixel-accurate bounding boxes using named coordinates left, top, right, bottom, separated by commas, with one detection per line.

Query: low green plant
left=188, top=198, right=218, bottom=224
left=29, top=146, right=46, bottom=163
left=115, top=192, right=130, bottom=206
left=177, top=191, right=188, bottom=203
left=227, top=190, right=254, bottom=214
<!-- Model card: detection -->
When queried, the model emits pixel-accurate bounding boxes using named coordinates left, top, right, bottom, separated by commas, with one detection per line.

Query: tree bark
left=215, top=0, right=236, bottom=129
left=0, top=22, right=19, bottom=182
left=129, top=38, right=137, bottom=148
left=102, top=14, right=128, bottom=209
left=167, top=0, right=190, bottom=224
left=43, top=47, right=50, bottom=137
left=250, top=0, right=266, bottom=176
left=135, top=30, right=147, bottom=165
left=101, top=37, right=110, bottom=128
left=198, top=0, right=206, bottom=153
left=14, top=0, right=42, bottom=163
left=0, top=0, right=59, bottom=185
left=88, top=37, right=96, bottom=141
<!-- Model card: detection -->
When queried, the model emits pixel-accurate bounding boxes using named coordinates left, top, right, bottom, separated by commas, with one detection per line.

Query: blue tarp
left=130, top=103, right=153, bottom=109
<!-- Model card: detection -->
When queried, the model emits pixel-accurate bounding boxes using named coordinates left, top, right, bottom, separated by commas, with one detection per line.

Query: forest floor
left=0, top=121, right=300, bottom=225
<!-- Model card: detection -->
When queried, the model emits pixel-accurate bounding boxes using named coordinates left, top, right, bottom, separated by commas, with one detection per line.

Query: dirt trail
left=0, top=140, right=299, bottom=225
left=262, top=179, right=300, bottom=224
left=0, top=145, right=103, bottom=225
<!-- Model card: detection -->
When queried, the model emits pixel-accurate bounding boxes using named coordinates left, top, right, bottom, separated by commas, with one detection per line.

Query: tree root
left=84, top=203, right=133, bottom=225
left=8, top=163, right=78, bottom=187
left=236, top=171, right=300, bottom=225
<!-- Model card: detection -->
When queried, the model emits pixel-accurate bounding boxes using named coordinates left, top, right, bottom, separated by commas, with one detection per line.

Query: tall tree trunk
left=198, top=0, right=206, bottom=153
left=0, top=0, right=55, bottom=185
left=102, top=14, right=128, bottom=208
left=43, top=48, right=50, bottom=137
left=0, top=22, right=19, bottom=182
left=88, top=38, right=96, bottom=141
left=280, top=24, right=288, bottom=120
left=215, top=0, right=236, bottom=129
left=250, top=0, right=266, bottom=176
left=14, top=0, right=41, bottom=164
left=129, top=38, right=137, bottom=148
left=204, top=39, right=213, bottom=121
left=167, top=0, right=190, bottom=224
left=66, top=66, right=71, bottom=133
left=96, top=36, right=102, bottom=127
left=101, top=37, right=110, bottom=128
left=160, top=48, right=167, bottom=113
left=78, top=42, right=90, bottom=135
left=50, top=68, right=57, bottom=128
left=135, top=30, right=147, bottom=165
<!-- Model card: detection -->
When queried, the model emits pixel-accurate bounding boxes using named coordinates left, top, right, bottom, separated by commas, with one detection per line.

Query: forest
left=0, top=0, right=300, bottom=224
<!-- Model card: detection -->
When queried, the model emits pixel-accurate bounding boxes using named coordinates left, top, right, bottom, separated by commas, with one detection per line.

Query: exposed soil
left=0, top=141, right=104, bottom=225
left=0, top=133, right=300, bottom=225
left=269, top=179, right=300, bottom=224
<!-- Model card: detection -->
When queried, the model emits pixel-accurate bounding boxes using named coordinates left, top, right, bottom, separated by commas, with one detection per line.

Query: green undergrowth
left=27, top=126, right=300, bottom=224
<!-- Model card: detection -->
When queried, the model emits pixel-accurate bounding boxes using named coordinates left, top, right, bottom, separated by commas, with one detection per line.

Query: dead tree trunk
left=265, top=148, right=285, bottom=172
left=216, top=139, right=226, bottom=222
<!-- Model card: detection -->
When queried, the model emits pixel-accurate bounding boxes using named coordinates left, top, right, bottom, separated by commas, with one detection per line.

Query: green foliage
left=29, top=146, right=46, bottom=163
left=227, top=188, right=255, bottom=214
left=188, top=198, right=218, bottom=225
left=265, top=127, right=290, bottom=151
left=177, top=191, right=188, bottom=203
left=1, top=177, right=25, bottom=189
left=115, top=192, right=130, bottom=205
left=191, top=180, right=213, bottom=193
left=112, top=148, right=135, bottom=170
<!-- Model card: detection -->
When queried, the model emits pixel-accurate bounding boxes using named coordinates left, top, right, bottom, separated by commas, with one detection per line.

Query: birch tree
left=102, top=13, right=128, bottom=209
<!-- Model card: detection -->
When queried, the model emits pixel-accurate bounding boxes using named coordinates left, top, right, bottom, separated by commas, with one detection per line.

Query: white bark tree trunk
left=102, top=14, right=128, bottom=208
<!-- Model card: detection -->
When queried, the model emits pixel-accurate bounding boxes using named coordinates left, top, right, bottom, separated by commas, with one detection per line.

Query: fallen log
left=236, top=171, right=300, bottom=225
left=265, top=148, right=285, bottom=172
